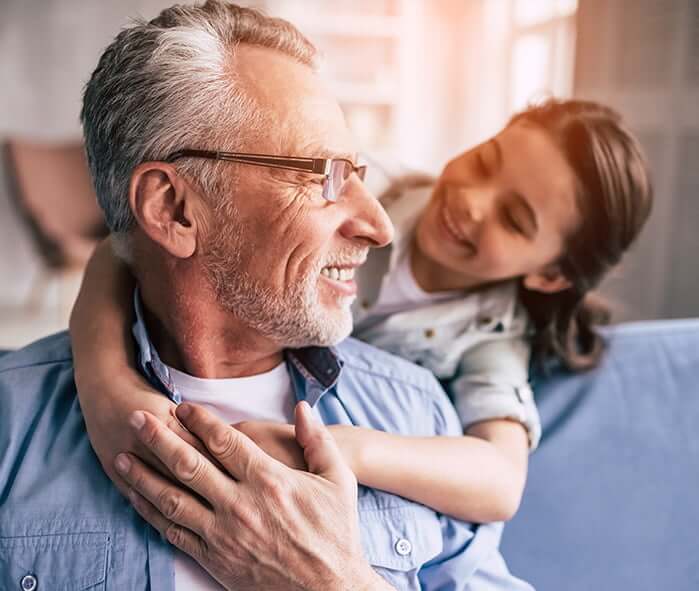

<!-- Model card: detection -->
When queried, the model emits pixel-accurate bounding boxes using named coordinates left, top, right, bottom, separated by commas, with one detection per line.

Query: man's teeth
left=321, top=267, right=355, bottom=281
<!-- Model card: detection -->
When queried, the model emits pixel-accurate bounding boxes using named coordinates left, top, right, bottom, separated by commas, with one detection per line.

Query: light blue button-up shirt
left=0, top=296, right=533, bottom=590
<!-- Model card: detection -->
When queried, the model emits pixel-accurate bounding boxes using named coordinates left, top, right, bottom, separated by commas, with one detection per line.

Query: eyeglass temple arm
left=165, top=149, right=330, bottom=175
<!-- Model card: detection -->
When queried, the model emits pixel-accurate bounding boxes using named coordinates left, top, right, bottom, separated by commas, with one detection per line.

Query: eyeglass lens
left=322, top=160, right=367, bottom=202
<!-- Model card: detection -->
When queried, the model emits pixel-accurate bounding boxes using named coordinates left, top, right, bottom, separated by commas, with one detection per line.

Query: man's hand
left=114, top=401, right=392, bottom=591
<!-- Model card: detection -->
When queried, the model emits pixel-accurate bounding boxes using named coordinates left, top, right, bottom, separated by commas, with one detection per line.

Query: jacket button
left=395, top=538, right=412, bottom=556
left=20, top=574, right=38, bottom=591
left=360, top=299, right=370, bottom=310
left=424, top=328, right=435, bottom=338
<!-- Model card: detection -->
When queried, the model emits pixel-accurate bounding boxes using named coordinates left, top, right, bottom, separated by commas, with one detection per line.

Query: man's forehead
left=232, top=45, right=355, bottom=157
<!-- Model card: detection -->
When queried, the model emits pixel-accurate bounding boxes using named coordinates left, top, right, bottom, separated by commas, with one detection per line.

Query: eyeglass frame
left=164, top=149, right=367, bottom=202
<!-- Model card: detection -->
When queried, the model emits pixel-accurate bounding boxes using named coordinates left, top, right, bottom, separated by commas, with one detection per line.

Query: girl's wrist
left=328, top=425, right=368, bottom=478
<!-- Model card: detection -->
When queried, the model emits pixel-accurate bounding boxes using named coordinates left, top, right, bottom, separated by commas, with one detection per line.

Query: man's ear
left=128, top=162, right=200, bottom=259
left=522, top=265, right=572, bottom=294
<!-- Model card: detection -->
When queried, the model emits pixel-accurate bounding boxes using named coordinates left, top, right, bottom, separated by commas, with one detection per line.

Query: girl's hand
left=232, top=422, right=368, bottom=476
left=326, top=424, right=367, bottom=476
left=78, top=375, right=207, bottom=498
left=232, top=421, right=307, bottom=470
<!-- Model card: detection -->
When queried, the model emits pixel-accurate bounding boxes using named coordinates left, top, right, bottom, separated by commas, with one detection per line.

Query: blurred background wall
left=0, top=0, right=696, bottom=348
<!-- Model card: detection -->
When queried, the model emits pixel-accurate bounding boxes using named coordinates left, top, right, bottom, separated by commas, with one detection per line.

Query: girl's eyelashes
left=503, top=209, right=525, bottom=235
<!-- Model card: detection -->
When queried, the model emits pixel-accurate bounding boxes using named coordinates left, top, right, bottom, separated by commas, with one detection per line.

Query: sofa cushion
left=502, top=319, right=699, bottom=590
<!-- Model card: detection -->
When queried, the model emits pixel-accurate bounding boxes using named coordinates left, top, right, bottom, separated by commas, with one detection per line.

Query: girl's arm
left=236, top=419, right=528, bottom=523
left=332, top=420, right=529, bottom=523
left=70, top=239, right=195, bottom=497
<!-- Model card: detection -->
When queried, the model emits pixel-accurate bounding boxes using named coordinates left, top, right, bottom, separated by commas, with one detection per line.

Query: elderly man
left=0, top=2, right=533, bottom=590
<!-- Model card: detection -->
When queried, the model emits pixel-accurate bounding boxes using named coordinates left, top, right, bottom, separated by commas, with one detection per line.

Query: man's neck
left=139, top=280, right=284, bottom=380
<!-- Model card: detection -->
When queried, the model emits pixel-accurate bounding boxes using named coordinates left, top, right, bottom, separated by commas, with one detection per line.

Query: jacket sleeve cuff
left=453, top=382, right=542, bottom=451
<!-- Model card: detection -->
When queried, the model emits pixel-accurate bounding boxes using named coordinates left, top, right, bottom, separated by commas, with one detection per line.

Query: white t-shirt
left=369, top=248, right=461, bottom=319
left=165, top=361, right=295, bottom=591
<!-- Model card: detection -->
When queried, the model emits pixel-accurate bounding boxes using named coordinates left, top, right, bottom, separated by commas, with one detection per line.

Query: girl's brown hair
left=510, top=99, right=653, bottom=370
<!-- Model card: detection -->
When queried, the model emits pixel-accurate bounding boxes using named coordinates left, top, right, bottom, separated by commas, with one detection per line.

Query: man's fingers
left=129, top=410, right=234, bottom=505
left=115, top=452, right=213, bottom=537
left=294, top=401, right=356, bottom=491
left=176, top=403, right=278, bottom=482
left=127, top=488, right=208, bottom=563
left=165, top=404, right=212, bottom=459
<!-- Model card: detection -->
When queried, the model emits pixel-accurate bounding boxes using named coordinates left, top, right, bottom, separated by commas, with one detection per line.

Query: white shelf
left=262, top=0, right=420, bottom=164
left=331, top=82, right=398, bottom=106
left=284, top=15, right=402, bottom=38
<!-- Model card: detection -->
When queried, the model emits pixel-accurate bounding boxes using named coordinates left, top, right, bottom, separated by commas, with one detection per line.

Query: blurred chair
left=2, top=139, right=108, bottom=311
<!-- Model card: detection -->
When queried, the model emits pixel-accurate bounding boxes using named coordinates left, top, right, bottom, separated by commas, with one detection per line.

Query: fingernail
left=129, top=411, right=146, bottom=430
left=177, top=404, right=191, bottom=419
left=299, top=401, right=316, bottom=422
left=115, top=453, right=131, bottom=474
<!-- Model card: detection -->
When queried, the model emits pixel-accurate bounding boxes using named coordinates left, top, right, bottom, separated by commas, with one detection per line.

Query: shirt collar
left=132, top=289, right=343, bottom=407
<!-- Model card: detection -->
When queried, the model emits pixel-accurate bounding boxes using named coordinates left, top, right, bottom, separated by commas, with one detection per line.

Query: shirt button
left=360, top=299, right=371, bottom=309
left=394, top=538, right=412, bottom=556
left=424, top=328, right=435, bottom=338
left=20, top=574, right=38, bottom=591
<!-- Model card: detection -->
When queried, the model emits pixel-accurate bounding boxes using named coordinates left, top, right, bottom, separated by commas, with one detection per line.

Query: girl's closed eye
left=503, top=208, right=526, bottom=236
left=474, top=151, right=490, bottom=178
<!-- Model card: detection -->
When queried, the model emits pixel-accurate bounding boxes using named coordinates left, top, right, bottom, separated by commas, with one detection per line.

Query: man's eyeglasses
left=165, top=149, right=367, bottom=202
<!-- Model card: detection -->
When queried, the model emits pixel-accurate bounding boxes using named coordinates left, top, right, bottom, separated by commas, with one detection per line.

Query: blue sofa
left=502, top=319, right=699, bottom=590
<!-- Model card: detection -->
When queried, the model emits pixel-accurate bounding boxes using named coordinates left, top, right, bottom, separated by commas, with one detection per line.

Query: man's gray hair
left=81, top=0, right=318, bottom=258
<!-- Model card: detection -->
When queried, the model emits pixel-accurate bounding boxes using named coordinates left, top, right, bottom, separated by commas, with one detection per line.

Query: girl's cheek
left=481, top=235, right=513, bottom=270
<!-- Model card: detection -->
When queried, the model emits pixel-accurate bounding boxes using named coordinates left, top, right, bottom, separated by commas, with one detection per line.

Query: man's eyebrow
left=320, top=149, right=357, bottom=162
left=303, top=145, right=356, bottom=162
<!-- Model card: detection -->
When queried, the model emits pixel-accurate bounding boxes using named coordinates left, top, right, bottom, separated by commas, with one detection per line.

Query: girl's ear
left=522, top=265, right=572, bottom=294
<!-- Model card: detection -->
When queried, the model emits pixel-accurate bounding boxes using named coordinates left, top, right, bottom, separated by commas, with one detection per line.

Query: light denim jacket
left=0, top=299, right=534, bottom=590
left=352, top=186, right=541, bottom=449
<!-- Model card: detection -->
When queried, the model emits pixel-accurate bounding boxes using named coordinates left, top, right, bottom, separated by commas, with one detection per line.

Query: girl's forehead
left=497, top=123, right=580, bottom=237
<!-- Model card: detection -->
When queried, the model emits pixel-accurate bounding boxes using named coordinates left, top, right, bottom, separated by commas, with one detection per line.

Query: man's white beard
left=203, top=219, right=355, bottom=349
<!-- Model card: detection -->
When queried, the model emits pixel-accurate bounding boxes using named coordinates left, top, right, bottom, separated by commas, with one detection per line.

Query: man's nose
left=338, top=177, right=394, bottom=248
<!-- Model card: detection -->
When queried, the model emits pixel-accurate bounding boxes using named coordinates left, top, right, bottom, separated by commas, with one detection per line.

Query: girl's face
left=414, top=121, right=582, bottom=292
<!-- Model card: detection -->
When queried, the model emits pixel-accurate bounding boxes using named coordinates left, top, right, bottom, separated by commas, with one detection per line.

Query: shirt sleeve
left=417, top=380, right=535, bottom=591
left=449, top=335, right=542, bottom=451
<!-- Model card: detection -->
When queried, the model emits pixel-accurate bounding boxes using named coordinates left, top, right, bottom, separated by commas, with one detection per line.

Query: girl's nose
left=466, top=199, right=484, bottom=223
left=452, top=185, right=488, bottom=224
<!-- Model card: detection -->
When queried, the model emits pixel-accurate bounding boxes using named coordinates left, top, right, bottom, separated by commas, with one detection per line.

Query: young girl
left=70, top=98, right=652, bottom=523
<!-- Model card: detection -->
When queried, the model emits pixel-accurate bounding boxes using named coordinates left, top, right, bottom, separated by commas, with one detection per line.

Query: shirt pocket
left=0, top=531, right=109, bottom=591
left=358, top=499, right=443, bottom=590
